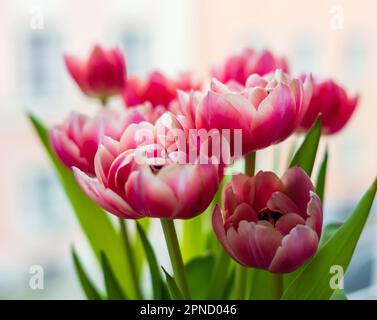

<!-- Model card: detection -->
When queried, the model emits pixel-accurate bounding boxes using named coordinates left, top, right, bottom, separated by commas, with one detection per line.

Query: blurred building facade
left=0, top=0, right=376, bottom=298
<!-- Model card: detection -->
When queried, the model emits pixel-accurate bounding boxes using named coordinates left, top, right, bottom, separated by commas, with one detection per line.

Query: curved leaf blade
left=282, top=178, right=377, bottom=300
left=207, top=249, right=232, bottom=299
left=101, top=252, right=127, bottom=300
left=136, top=222, right=168, bottom=299
left=289, top=117, right=321, bottom=176
left=162, top=267, right=184, bottom=300
left=185, top=254, right=214, bottom=299
left=316, top=148, right=328, bottom=202
left=71, top=247, right=102, bottom=300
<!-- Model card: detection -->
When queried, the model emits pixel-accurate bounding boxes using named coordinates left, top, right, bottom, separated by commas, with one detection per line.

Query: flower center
left=150, top=164, right=163, bottom=174
left=258, top=209, right=282, bottom=225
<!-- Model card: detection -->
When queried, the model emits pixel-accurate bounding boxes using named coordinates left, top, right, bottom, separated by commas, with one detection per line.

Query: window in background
left=343, top=35, right=368, bottom=88
left=120, top=29, right=151, bottom=76
left=293, top=36, right=317, bottom=74
left=20, top=30, right=63, bottom=101
left=345, top=237, right=375, bottom=294
left=22, top=167, right=71, bottom=232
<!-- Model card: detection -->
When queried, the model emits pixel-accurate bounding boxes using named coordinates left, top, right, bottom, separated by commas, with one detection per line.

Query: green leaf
left=28, top=113, right=137, bottom=298
left=207, top=249, right=232, bottom=299
left=284, top=221, right=342, bottom=290
left=185, top=254, right=215, bottom=299
left=319, top=222, right=342, bottom=247
left=282, top=178, right=377, bottom=300
left=182, top=214, right=208, bottom=262
left=71, top=247, right=102, bottom=300
left=162, top=267, right=184, bottom=300
left=221, top=266, right=235, bottom=299
left=330, top=290, right=348, bottom=300
left=136, top=221, right=168, bottom=299
left=316, top=148, right=328, bottom=202
left=249, top=269, right=275, bottom=300
left=133, top=218, right=150, bottom=280
left=289, top=117, right=321, bottom=176
left=101, top=252, right=127, bottom=300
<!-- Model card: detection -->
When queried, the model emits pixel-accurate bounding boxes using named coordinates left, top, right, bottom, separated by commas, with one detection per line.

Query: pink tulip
left=212, top=48, right=289, bottom=85
left=213, top=167, right=323, bottom=273
left=123, top=71, right=200, bottom=109
left=72, top=113, right=221, bottom=219
left=50, top=106, right=151, bottom=175
left=196, top=70, right=312, bottom=156
left=298, top=76, right=358, bottom=134
left=65, top=45, right=126, bottom=102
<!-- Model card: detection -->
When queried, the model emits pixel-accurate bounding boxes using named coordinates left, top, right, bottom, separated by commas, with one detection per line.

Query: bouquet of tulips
left=29, top=45, right=376, bottom=300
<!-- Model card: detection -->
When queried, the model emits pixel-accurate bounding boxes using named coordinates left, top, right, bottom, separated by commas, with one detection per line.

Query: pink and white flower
left=213, top=167, right=323, bottom=273
left=65, top=45, right=126, bottom=102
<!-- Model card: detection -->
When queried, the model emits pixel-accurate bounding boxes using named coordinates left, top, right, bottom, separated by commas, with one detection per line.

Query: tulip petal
left=94, top=145, right=115, bottom=186
left=230, top=173, right=254, bottom=204
left=281, top=167, right=314, bottom=218
left=107, top=149, right=137, bottom=194
left=275, top=213, right=306, bottom=236
left=64, top=55, right=89, bottom=94
left=306, top=191, right=323, bottom=238
left=158, top=164, right=215, bottom=219
left=247, top=221, right=283, bottom=269
left=226, top=222, right=258, bottom=267
left=269, top=224, right=318, bottom=273
left=196, top=91, right=253, bottom=135
left=73, top=167, right=141, bottom=219
left=224, top=203, right=258, bottom=229
left=50, top=128, right=91, bottom=173
left=125, top=166, right=177, bottom=218
left=267, top=191, right=300, bottom=214
left=252, top=171, right=284, bottom=212
left=212, top=205, right=244, bottom=264
left=250, top=83, right=297, bottom=150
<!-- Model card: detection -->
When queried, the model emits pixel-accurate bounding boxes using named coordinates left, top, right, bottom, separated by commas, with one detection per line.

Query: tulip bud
left=297, top=76, right=358, bottom=134
left=212, top=48, right=289, bottom=85
left=65, top=45, right=126, bottom=103
left=123, top=71, right=200, bottom=109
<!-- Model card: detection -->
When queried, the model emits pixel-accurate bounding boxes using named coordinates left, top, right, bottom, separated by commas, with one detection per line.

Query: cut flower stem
left=161, top=219, right=191, bottom=299
left=272, top=274, right=283, bottom=299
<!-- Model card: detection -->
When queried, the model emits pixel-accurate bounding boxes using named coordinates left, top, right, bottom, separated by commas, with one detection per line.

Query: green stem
left=160, top=219, right=191, bottom=299
left=245, top=151, right=256, bottom=176
left=234, top=265, right=249, bottom=299
left=286, top=137, right=297, bottom=168
left=272, top=274, right=283, bottom=299
left=100, top=96, right=108, bottom=107
left=119, top=219, right=142, bottom=299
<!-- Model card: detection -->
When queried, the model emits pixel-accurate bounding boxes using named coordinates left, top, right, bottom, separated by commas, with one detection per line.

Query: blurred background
left=0, top=0, right=376, bottom=299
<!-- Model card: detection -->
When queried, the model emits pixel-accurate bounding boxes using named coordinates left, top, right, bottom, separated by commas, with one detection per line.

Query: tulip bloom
left=212, top=48, right=289, bottom=86
left=50, top=107, right=151, bottom=175
left=213, top=167, right=322, bottom=273
left=73, top=114, right=220, bottom=219
left=298, top=76, right=358, bottom=134
left=123, top=71, right=200, bottom=109
left=196, top=70, right=312, bottom=156
left=65, top=45, right=126, bottom=102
